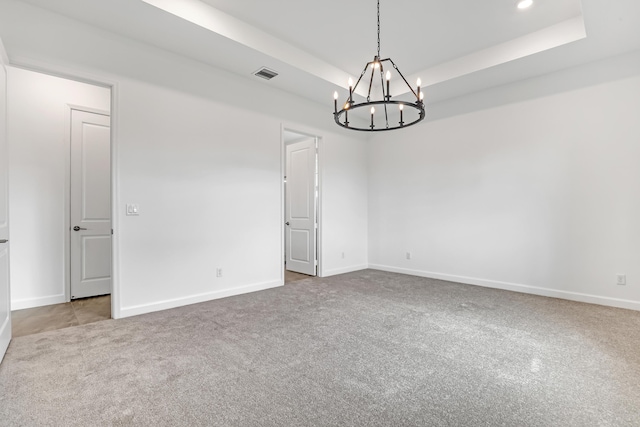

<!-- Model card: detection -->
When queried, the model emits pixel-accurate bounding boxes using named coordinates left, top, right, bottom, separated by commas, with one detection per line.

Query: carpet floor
left=1, top=270, right=639, bottom=426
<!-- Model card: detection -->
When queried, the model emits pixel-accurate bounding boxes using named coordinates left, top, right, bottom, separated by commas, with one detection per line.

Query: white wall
left=321, top=135, right=368, bottom=276
left=4, top=0, right=640, bottom=316
left=2, top=0, right=638, bottom=317
left=7, top=67, right=110, bottom=310
left=115, top=80, right=368, bottom=318
left=0, top=1, right=369, bottom=316
left=112, top=69, right=368, bottom=318
left=115, top=78, right=286, bottom=315
left=368, top=50, right=640, bottom=310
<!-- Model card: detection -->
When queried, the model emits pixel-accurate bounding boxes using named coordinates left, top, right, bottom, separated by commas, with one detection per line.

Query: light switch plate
left=126, top=204, right=139, bottom=216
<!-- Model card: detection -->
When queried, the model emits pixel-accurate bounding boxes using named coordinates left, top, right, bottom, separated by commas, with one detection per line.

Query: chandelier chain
left=377, top=0, right=381, bottom=58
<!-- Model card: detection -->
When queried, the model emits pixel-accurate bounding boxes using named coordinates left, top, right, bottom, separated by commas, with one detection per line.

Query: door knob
left=285, top=222, right=290, bottom=226
left=0, top=239, right=7, bottom=243
left=73, top=226, right=87, bottom=231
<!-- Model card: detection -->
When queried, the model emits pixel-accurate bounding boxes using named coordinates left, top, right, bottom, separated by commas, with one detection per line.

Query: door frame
left=281, top=125, right=323, bottom=282
left=10, top=59, right=122, bottom=318
left=0, top=37, right=11, bottom=362
left=64, top=105, right=111, bottom=302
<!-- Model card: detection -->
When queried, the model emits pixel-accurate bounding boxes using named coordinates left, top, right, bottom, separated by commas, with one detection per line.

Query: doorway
left=283, top=128, right=321, bottom=283
left=7, top=67, right=114, bottom=337
left=0, top=56, right=9, bottom=362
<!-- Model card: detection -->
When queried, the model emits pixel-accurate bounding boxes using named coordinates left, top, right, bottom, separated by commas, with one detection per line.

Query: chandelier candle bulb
left=370, top=106, right=375, bottom=129
left=386, top=70, right=391, bottom=99
left=417, top=78, right=422, bottom=100
left=348, top=77, right=354, bottom=102
left=344, top=106, right=349, bottom=126
left=399, top=103, right=404, bottom=125
left=334, top=91, right=338, bottom=113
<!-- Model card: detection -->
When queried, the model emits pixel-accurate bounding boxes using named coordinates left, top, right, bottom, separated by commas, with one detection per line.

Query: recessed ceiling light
left=517, top=0, right=533, bottom=9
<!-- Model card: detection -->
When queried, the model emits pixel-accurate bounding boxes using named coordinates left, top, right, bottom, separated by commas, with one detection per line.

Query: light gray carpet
left=1, top=270, right=639, bottom=426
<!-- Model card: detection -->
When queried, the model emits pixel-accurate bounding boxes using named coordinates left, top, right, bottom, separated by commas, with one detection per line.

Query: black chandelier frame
left=333, top=0, right=425, bottom=132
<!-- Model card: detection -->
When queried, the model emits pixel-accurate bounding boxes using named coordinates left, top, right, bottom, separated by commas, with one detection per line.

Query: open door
left=285, top=137, right=317, bottom=276
left=70, top=110, right=111, bottom=300
left=0, top=49, right=11, bottom=363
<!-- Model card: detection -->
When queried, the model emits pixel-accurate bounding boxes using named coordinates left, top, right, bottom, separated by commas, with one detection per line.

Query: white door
left=0, top=59, right=11, bottom=362
left=285, top=138, right=317, bottom=276
left=70, top=110, right=111, bottom=299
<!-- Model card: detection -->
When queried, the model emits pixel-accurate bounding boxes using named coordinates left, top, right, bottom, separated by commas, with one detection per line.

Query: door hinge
left=111, top=229, right=113, bottom=235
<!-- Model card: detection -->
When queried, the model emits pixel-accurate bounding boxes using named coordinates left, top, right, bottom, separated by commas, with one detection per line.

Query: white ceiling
left=200, top=0, right=583, bottom=74
left=4, top=0, right=640, bottom=107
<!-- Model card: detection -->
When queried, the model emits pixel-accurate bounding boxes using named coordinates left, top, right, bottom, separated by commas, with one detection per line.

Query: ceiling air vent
left=253, top=67, right=278, bottom=80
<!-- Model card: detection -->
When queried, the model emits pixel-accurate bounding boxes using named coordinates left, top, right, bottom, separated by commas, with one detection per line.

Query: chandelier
left=333, top=0, right=425, bottom=132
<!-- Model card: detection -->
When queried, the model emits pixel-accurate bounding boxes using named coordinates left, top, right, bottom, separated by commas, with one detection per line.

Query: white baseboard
left=11, top=294, right=67, bottom=311
left=118, top=280, right=283, bottom=319
left=321, top=264, right=369, bottom=278
left=368, top=264, right=640, bottom=311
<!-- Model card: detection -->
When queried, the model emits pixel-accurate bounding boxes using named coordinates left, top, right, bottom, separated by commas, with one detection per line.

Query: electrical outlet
left=216, top=268, right=223, bottom=278
left=616, top=274, right=626, bottom=286
left=406, top=252, right=411, bottom=260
